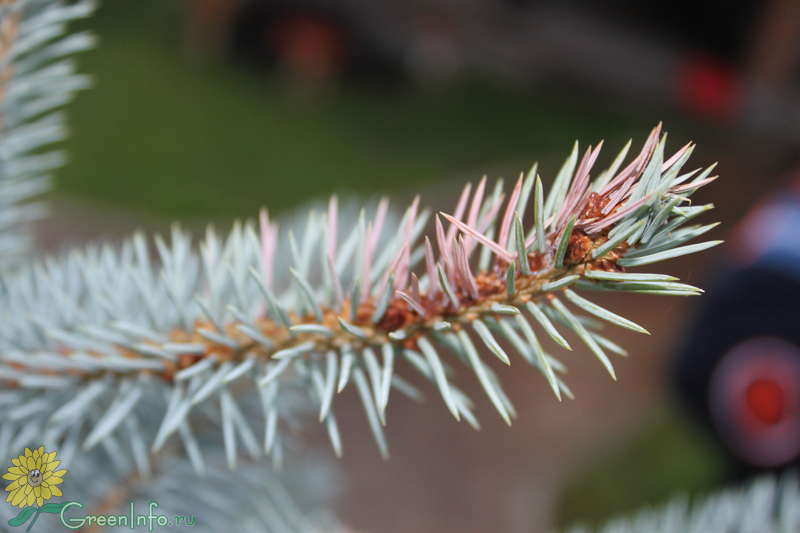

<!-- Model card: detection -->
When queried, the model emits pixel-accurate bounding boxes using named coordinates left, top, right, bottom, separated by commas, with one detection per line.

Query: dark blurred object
left=227, top=3, right=397, bottom=80
left=182, top=0, right=515, bottom=83
left=676, top=55, right=740, bottom=120
left=673, top=177, right=800, bottom=476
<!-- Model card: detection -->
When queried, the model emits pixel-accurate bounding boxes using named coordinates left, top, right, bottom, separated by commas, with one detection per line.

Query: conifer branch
left=0, top=124, right=721, bottom=466
left=565, top=474, right=799, bottom=533
left=0, top=0, right=94, bottom=269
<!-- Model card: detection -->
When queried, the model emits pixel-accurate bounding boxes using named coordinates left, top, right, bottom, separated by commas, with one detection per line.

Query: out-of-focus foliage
left=0, top=0, right=93, bottom=268
left=566, top=473, right=799, bottom=533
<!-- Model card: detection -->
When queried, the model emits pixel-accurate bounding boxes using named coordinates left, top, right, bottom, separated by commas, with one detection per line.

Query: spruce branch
left=0, top=0, right=94, bottom=270
left=0, top=124, right=722, bottom=467
left=565, top=474, right=799, bottom=533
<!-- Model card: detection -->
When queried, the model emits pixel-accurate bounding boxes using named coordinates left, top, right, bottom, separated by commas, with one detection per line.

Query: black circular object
left=673, top=263, right=800, bottom=475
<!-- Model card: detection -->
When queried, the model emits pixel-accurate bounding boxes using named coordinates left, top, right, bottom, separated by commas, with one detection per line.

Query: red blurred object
left=270, top=15, right=347, bottom=79
left=676, top=55, right=741, bottom=119
left=708, top=337, right=800, bottom=467
left=745, top=378, right=786, bottom=426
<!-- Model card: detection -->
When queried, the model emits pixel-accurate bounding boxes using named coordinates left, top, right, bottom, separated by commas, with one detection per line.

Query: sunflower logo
left=4, top=447, right=66, bottom=508
left=3, top=447, right=69, bottom=530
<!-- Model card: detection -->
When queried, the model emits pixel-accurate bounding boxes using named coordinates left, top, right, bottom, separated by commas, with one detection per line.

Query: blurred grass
left=555, top=407, right=726, bottom=529
left=58, top=0, right=657, bottom=222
